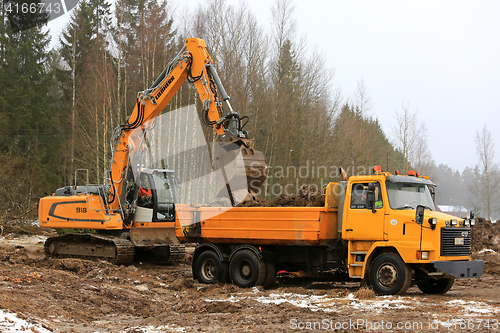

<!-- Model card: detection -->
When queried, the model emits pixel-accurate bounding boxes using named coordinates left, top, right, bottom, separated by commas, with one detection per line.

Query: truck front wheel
left=194, top=250, right=228, bottom=284
left=417, top=277, right=455, bottom=294
left=229, top=250, right=266, bottom=288
left=369, top=253, right=412, bottom=295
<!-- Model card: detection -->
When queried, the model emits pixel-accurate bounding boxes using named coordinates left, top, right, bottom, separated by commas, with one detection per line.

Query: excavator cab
left=130, top=168, right=177, bottom=224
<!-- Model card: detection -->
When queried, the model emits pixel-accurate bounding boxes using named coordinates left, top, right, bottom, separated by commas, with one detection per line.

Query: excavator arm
left=109, top=38, right=267, bottom=213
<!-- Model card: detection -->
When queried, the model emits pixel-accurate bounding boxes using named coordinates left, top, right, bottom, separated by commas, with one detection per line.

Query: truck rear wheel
left=417, top=277, right=455, bottom=294
left=262, top=260, right=276, bottom=289
left=369, top=253, right=412, bottom=295
left=229, top=250, right=266, bottom=288
left=194, top=250, right=228, bottom=284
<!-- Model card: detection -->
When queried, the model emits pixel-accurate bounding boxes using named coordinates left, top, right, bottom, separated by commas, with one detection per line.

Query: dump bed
left=175, top=205, right=339, bottom=246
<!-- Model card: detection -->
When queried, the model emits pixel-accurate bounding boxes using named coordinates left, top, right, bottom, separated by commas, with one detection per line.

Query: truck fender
left=192, top=243, right=230, bottom=280
left=229, top=244, right=263, bottom=261
left=362, top=245, right=401, bottom=281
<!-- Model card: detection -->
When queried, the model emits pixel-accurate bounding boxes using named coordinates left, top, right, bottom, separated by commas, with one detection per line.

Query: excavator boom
left=111, top=38, right=267, bottom=208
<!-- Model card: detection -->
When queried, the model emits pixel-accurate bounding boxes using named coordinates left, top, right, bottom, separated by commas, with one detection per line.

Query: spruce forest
left=0, top=0, right=496, bottom=219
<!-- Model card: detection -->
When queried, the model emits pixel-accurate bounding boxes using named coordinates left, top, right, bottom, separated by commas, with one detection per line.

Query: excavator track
left=167, top=244, right=186, bottom=264
left=44, top=233, right=135, bottom=265
left=137, top=244, right=186, bottom=264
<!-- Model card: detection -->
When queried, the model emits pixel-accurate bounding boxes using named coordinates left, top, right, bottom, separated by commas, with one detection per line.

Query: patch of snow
left=478, top=249, right=497, bottom=254
left=205, top=296, right=241, bottom=303
left=344, top=293, right=355, bottom=300
left=124, top=324, right=186, bottom=333
left=0, top=309, right=51, bottom=333
left=447, top=300, right=500, bottom=314
left=251, top=292, right=414, bottom=313
left=447, top=299, right=467, bottom=305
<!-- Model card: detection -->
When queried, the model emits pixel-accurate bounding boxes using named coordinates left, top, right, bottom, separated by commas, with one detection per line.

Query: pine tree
left=0, top=0, right=59, bottom=211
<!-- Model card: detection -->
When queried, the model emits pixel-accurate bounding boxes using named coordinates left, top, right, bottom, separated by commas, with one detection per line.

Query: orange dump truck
left=176, top=167, right=482, bottom=295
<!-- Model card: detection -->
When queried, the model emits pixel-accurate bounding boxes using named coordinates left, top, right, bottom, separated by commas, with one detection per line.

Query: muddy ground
left=0, top=220, right=499, bottom=332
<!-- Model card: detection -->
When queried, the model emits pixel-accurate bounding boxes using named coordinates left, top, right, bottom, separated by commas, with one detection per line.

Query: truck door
left=343, top=182, right=386, bottom=241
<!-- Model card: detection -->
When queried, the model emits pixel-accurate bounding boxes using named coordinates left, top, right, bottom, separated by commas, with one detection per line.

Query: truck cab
left=340, top=167, right=482, bottom=295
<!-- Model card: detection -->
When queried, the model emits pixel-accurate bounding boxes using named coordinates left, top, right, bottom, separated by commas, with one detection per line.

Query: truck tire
left=194, top=250, right=228, bottom=284
left=229, top=250, right=266, bottom=288
left=262, top=260, right=276, bottom=289
left=369, top=253, right=412, bottom=295
left=417, top=277, right=455, bottom=294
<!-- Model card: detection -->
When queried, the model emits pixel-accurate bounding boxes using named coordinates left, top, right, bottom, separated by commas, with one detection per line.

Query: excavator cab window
left=151, top=172, right=176, bottom=222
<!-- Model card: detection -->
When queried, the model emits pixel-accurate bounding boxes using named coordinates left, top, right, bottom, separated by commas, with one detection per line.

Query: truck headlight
left=451, top=219, right=457, bottom=226
left=465, top=219, right=470, bottom=227
left=470, top=219, right=476, bottom=226
left=459, top=220, right=465, bottom=227
left=428, top=218, right=437, bottom=230
left=417, top=251, right=429, bottom=260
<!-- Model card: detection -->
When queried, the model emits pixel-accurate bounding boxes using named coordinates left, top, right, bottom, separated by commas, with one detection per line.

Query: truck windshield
left=385, top=181, right=436, bottom=211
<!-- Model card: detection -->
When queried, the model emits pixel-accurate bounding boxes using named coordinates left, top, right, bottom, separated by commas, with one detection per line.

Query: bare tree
left=353, top=79, right=372, bottom=116
left=392, top=101, right=420, bottom=172
left=470, top=125, right=500, bottom=220
left=412, top=122, right=434, bottom=177
left=271, top=0, right=296, bottom=55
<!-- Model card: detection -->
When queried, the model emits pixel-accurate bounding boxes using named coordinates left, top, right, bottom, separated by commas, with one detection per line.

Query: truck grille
left=441, top=227, right=472, bottom=256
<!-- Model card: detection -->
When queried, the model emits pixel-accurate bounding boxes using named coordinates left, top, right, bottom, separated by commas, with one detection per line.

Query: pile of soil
left=471, top=218, right=500, bottom=252
left=238, top=185, right=325, bottom=207
left=0, top=219, right=54, bottom=237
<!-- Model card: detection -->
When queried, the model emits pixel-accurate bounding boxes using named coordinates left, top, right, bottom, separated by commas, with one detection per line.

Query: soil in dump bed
left=237, top=185, right=325, bottom=207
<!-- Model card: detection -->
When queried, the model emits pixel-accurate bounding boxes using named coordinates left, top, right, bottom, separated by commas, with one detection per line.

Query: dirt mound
left=0, top=219, right=55, bottom=237
left=473, top=251, right=500, bottom=275
left=471, top=218, right=500, bottom=252
left=238, top=185, right=325, bottom=207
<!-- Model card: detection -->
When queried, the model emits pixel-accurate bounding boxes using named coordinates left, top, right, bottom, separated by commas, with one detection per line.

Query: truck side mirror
left=429, top=186, right=436, bottom=203
left=415, top=205, right=425, bottom=225
left=366, top=183, right=376, bottom=213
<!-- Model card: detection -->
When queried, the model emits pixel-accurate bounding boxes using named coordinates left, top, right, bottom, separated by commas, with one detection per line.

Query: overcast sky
left=237, top=0, right=500, bottom=173
left=48, top=0, right=500, bottom=173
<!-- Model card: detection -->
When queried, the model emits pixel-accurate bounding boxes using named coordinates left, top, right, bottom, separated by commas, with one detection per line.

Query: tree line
left=0, top=0, right=497, bottom=220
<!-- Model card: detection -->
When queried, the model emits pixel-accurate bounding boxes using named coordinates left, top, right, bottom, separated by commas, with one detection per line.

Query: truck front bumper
left=432, top=260, right=483, bottom=279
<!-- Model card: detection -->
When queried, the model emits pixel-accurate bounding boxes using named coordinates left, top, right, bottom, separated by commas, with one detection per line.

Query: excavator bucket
left=216, top=139, right=268, bottom=201
left=239, top=139, right=268, bottom=194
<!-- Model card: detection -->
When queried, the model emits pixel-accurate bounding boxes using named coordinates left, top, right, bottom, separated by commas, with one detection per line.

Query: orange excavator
left=38, top=38, right=267, bottom=264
